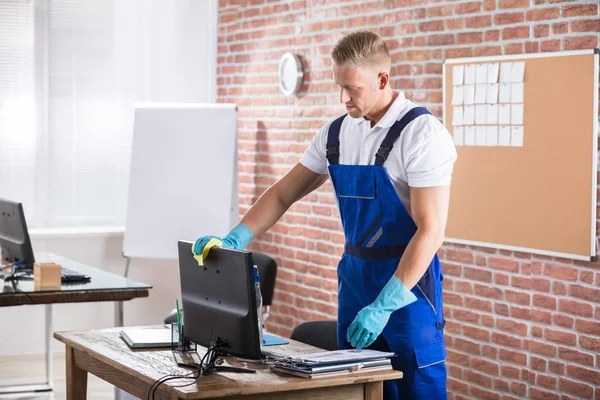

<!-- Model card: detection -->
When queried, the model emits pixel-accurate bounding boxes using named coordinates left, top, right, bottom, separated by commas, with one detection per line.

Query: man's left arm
left=393, top=185, right=450, bottom=288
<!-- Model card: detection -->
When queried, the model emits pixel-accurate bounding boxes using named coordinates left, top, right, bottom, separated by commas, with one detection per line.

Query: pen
left=176, top=298, right=182, bottom=343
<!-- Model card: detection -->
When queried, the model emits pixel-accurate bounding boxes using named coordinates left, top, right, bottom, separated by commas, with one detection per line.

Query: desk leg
left=0, top=306, right=53, bottom=395
left=115, top=301, right=124, bottom=327
left=114, top=301, right=125, bottom=400
left=66, top=345, right=87, bottom=400
left=364, top=381, right=383, bottom=400
left=115, top=256, right=130, bottom=400
left=45, top=304, right=53, bottom=389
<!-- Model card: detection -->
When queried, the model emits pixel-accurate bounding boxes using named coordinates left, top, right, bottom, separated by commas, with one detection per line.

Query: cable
left=151, top=372, right=199, bottom=400
left=147, top=342, right=233, bottom=399
left=199, top=345, right=218, bottom=375
left=2, top=260, right=28, bottom=281
left=148, top=344, right=219, bottom=400
left=5, top=260, right=25, bottom=267
left=148, top=368, right=199, bottom=400
left=149, top=368, right=196, bottom=399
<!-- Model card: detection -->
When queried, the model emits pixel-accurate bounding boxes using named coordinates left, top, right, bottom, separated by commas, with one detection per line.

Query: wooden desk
left=54, top=327, right=403, bottom=400
left=0, top=253, right=151, bottom=395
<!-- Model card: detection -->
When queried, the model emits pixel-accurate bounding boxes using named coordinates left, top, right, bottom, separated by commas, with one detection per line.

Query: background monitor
left=177, top=241, right=261, bottom=360
left=0, top=198, right=35, bottom=269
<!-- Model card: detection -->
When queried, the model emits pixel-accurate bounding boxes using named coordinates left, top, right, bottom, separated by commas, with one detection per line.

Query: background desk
left=0, top=253, right=151, bottom=395
left=54, top=326, right=403, bottom=400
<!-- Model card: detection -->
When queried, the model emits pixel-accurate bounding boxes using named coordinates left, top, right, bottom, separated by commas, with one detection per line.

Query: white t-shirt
left=300, top=92, right=457, bottom=216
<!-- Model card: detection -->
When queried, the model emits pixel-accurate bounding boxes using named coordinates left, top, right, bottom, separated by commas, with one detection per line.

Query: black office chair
left=290, top=320, right=338, bottom=351
left=165, top=251, right=278, bottom=325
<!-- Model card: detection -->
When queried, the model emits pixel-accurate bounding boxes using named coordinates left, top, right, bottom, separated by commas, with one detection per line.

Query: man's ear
left=378, top=72, right=389, bottom=90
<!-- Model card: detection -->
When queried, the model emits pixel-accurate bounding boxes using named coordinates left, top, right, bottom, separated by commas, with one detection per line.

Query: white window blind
left=47, top=0, right=129, bottom=226
left=0, top=0, right=37, bottom=221
left=0, top=0, right=217, bottom=229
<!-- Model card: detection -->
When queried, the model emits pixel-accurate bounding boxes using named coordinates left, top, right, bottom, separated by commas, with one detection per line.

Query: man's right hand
left=192, top=235, right=223, bottom=254
left=192, top=223, right=254, bottom=265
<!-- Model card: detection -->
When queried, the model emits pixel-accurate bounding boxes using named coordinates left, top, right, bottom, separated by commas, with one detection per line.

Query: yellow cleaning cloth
left=192, top=238, right=223, bottom=266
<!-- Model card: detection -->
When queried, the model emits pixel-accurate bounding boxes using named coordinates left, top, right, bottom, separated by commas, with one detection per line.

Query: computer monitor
left=0, top=198, right=35, bottom=269
left=177, top=240, right=262, bottom=360
left=0, top=199, right=91, bottom=284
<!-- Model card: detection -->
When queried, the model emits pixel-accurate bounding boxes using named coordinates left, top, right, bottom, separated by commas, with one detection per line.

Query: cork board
left=443, top=50, right=599, bottom=260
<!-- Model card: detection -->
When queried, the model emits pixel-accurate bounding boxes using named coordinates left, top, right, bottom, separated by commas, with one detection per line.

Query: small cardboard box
left=34, top=262, right=61, bottom=288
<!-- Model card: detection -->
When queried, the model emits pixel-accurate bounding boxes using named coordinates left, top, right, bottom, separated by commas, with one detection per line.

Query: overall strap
left=374, top=107, right=431, bottom=167
left=326, top=114, right=347, bottom=165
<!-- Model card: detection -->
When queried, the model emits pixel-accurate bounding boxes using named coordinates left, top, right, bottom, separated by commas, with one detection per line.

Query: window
left=0, top=0, right=37, bottom=221
left=0, top=0, right=217, bottom=228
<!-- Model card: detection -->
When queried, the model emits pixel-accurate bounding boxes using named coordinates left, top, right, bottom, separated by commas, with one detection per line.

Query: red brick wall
left=217, top=1, right=600, bottom=399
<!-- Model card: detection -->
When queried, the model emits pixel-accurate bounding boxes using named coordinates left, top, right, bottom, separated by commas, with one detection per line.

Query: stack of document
left=269, top=349, right=395, bottom=379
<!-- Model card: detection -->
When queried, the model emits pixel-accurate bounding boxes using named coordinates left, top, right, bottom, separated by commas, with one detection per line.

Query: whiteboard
left=123, top=103, right=238, bottom=259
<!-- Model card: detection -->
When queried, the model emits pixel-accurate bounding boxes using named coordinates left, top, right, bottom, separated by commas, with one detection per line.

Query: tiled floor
left=0, top=353, right=115, bottom=399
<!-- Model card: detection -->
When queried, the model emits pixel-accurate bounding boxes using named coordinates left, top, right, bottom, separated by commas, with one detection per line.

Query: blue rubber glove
left=347, top=275, right=417, bottom=350
left=192, top=223, right=253, bottom=257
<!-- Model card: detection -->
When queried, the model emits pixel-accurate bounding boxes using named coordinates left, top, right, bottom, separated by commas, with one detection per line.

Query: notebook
left=271, top=357, right=393, bottom=378
left=262, top=332, right=289, bottom=346
left=279, top=349, right=396, bottom=366
left=120, top=328, right=173, bottom=349
left=271, top=364, right=393, bottom=379
left=274, top=357, right=391, bottom=374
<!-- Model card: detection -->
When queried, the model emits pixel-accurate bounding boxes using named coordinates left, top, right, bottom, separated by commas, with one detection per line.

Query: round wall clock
left=278, top=53, right=304, bottom=97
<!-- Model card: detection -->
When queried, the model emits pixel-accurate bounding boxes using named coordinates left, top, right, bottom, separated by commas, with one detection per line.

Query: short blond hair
left=331, top=30, right=390, bottom=70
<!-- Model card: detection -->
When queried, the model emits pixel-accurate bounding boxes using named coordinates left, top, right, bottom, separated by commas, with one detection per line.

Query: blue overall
left=327, top=107, right=447, bottom=400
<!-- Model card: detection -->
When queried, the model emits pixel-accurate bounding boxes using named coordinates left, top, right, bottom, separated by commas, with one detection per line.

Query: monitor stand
left=211, top=365, right=256, bottom=374
left=201, top=339, right=256, bottom=375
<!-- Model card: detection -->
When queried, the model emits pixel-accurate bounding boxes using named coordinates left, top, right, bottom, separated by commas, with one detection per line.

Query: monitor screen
left=0, top=198, right=35, bottom=269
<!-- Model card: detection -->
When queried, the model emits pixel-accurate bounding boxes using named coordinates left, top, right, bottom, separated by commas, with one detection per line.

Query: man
left=193, top=30, right=456, bottom=399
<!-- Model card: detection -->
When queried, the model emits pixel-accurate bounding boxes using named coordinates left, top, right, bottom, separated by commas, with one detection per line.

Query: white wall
left=0, top=0, right=217, bottom=356
left=0, top=234, right=181, bottom=355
